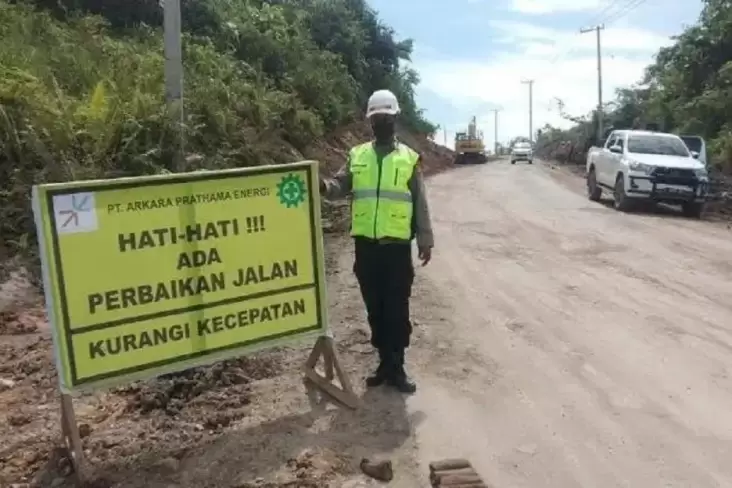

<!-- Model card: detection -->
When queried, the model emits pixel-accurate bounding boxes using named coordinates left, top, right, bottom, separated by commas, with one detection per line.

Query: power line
left=541, top=0, right=626, bottom=68
left=539, top=0, right=649, bottom=74
left=603, top=0, right=650, bottom=25
left=537, top=0, right=654, bottom=117
left=513, top=0, right=651, bottom=138
left=582, top=0, right=630, bottom=27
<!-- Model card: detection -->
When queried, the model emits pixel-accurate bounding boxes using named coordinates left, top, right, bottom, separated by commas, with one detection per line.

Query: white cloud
left=415, top=22, right=674, bottom=151
left=511, top=0, right=602, bottom=14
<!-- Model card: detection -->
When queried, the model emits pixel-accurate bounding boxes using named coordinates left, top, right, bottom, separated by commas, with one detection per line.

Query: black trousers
left=353, top=238, right=415, bottom=351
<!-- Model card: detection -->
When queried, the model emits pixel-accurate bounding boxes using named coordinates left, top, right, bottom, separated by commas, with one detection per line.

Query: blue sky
left=368, top=0, right=703, bottom=149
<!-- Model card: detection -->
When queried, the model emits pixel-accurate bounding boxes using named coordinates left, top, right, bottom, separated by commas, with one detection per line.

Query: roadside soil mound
left=305, top=121, right=455, bottom=177
left=307, top=121, right=454, bottom=234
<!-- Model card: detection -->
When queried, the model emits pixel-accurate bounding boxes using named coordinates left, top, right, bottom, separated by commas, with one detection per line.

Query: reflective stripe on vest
left=349, top=142, right=418, bottom=240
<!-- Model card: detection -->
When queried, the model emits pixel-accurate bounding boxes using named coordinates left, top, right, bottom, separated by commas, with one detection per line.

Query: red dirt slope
left=305, top=121, right=455, bottom=177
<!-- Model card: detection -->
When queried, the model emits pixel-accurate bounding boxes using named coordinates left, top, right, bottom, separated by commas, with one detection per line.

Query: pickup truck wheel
left=613, top=175, right=633, bottom=212
left=682, top=201, right=704, bottom=219
left=511, top=159, right=516, bottom=164
left=586, top=168, right=602, bottom=201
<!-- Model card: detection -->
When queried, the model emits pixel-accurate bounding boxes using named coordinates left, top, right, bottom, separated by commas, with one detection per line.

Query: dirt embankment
left=306, top=121, right=455, bottom=177
left=308, top=121, right=455, bottom=233
left=0, top=125, right=454, bottom=488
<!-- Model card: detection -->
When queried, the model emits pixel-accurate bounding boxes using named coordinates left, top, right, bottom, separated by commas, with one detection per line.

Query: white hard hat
left=366, top=89, right=400, bottom=118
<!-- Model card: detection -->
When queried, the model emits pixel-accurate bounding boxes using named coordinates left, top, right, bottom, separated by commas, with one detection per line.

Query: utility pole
left=580, top=24, right=604, bottom=144
left=163, top=0, right=185, bottom=170
left=521, top=80, right=534, bottom=142
left=489, top=109, right=501, bottom=155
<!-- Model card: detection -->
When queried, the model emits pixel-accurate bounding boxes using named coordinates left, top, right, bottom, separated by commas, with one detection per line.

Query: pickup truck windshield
left=514, top=143, right=531, bottom=150
left=679, top=136, right=702, bottom=153
left=627, top=135, right=689, bottom=156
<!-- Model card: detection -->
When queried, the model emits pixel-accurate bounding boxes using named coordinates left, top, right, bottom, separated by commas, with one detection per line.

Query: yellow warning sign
left=32, top=161, right=328, bottom=393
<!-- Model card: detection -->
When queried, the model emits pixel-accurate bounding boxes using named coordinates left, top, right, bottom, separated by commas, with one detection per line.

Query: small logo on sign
left=53, top=193, right=98, bottom=234
left=276, top=174, right=307, bottom=208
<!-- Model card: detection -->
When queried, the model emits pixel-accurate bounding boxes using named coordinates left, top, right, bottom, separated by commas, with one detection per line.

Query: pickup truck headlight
left=694, top=167, right=708, bottom=178
left=628, top=161, right=652, bottom=174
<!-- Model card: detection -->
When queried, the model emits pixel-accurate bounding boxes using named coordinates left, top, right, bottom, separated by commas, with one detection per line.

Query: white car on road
left=585, top=130, right=709, bottom=217
left=511, top=142, right=533, bottom=164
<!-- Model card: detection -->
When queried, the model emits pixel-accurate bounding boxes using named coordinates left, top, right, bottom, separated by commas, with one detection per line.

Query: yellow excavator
left=454, top=116, right=487, bottom=164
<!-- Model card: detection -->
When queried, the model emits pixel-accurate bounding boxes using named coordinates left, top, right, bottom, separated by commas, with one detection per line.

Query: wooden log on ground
left=431, top=467, right=478, bottom=484
left=438, top=484, right=488, bottom=488
left=437, top=473, right=484, bottom=485
left=429, top=458, right=472, bottom=472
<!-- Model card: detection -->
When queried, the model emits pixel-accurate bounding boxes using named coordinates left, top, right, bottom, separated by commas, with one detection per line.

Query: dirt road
left=405, top=159, right=732, bottom=487
left=4, top=158, right=732, bottom=487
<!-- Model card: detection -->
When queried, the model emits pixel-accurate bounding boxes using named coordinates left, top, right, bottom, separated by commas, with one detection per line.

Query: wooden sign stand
left=55, top=335, right=358, bottom=481
left=303, top=335, right=360, bottom=409
left=60, top=393, right=87, bottom=482
left=53, top=343, right=358, bottom=470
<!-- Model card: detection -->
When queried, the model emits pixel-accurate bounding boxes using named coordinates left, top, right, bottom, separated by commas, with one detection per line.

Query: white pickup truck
left=585, top=130, right=709, bottom=217
left=510, top=141, right=533, bottom=164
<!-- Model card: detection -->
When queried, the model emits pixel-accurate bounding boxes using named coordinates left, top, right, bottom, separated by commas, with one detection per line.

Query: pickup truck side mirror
left=609, top=145, right=623, bottom=154
left=690, top=151, right=699, bottom=159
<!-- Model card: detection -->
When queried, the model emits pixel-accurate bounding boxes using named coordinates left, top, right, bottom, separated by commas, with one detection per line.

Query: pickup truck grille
left=651, top=167, right=696, bottom=185
left=651, top=167, right=694, bottom=178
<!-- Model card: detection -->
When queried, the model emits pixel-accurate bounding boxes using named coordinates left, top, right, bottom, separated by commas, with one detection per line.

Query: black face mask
left=371, top=118, right=395, bottom=141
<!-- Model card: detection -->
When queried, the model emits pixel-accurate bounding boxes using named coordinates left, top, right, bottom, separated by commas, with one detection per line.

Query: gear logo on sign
left=276, top=173, right=307, bottom=208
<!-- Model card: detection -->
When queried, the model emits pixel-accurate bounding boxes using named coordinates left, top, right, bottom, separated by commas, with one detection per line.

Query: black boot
left=366, top=349, right=389, bottom=387
left=387, top=349, right=416, bottom=394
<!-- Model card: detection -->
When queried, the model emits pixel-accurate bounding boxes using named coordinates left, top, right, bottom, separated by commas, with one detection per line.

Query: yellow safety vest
left=349, top=141, right=419, bottom=240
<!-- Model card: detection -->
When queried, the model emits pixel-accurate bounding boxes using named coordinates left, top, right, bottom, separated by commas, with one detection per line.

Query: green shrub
left=0, top=0, right=436, bottom=267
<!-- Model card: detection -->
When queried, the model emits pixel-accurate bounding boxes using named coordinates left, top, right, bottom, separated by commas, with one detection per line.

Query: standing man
left=320, top=89, right=434, bottom=394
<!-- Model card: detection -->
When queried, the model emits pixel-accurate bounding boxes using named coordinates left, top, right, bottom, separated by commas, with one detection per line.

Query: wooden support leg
left=60, top=393, right=86, bottom=482
left=303, top=336, right=360, bottom=409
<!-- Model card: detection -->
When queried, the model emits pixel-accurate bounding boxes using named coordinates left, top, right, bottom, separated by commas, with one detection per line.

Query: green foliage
left=536, top=0, right=732, bottom=170
left=0, top=0, right=435, bottom=263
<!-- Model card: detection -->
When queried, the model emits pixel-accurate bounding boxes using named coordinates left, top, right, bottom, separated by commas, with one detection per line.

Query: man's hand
left=418, top=246, right=432, bottom=266
left=319, top=177, right=327, bottom=195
